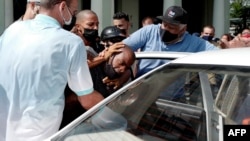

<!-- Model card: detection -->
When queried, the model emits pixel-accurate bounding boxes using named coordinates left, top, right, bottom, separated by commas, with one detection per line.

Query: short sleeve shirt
left=123, top=24, right=219, bottom=77
left=0, top=14, right=93, bottom=141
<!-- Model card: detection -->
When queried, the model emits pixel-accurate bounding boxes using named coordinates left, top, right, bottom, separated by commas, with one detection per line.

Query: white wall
left=120, top=0, right=139, bottom=34
left=91, top=0, right=114, bottom=34
left=163, top=0, right=182, bottom=14
left=91, top=0, right=139, bottom=34
left=213, top=0, right=230, bottom=37
left=0, top=0, right=14, bottom=35
left=0, top=0, right=5, bottom=34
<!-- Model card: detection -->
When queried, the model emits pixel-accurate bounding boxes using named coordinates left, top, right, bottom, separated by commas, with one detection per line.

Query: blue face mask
left=202, top=36, right=213, bottom=41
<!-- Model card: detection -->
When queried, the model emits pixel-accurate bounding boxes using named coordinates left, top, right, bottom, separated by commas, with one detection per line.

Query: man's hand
left=229, top=34, right=246, bottom=48
left=99, top=42, right=125, bottom=60
left=219, top=34, right=250, bottom=48
left=102, top=69, right=132, bottom=90
left=102, top=76, right=120, bottom=90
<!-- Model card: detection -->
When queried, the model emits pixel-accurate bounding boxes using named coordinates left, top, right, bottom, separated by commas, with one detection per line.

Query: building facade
left=0, top=0, right=230, bottom=38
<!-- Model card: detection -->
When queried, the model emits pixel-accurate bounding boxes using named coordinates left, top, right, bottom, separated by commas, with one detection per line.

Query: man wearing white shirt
left=0, top=0, right=103, bottom=140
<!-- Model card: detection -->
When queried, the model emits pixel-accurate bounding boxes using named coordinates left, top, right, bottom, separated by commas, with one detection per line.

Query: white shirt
left=0, top=14, right=93, bottom=141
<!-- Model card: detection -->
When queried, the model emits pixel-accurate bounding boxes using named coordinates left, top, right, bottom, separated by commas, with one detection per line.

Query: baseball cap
left=157, top=6, right=188, bottom=25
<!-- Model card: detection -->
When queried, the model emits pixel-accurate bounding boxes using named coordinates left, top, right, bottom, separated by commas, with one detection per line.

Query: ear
left=58, top=1, right=66, bottom=10
left=180, top=25, right=187, bottom=34
left=30, top=2, right=35, bottom=8
left=182, top=25, right=187, bottom=31
left=70, top=25, right=83, bottom=38
left=128, top=22, right=131, bottom=28
left=30, top=2, right=37, bottom=15
left=74, top=24, right=83, bottom=34
left=34, top=5, right=40, bottom=14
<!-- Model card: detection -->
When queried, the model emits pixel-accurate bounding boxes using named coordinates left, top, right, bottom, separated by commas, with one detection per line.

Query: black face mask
left=202, top=35, right=213, bottom=41
left=104, top=55, right=120, bottom=79
left=160, top=28, right=179, bottom=43
left=62, top=15, right=76, bottom=31
left=83, top=29, right=99, bottom=42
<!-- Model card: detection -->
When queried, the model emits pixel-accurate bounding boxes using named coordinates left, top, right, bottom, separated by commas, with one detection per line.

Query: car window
left=52, top=66, right=207, bottom=141
left=48, top=64, right=250, bottom=141
left=215, top=75, right=250, bottom=125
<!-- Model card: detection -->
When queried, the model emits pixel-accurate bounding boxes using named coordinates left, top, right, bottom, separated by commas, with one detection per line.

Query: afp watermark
left=224, top=125, right=250, bottom=140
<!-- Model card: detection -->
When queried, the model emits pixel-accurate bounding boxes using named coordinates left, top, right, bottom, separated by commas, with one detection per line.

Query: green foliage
left=230, top=0, right=250, bottom=18
left=230, top=1, right=243, bottom=18
left=230, top=0, right=250, bottom=35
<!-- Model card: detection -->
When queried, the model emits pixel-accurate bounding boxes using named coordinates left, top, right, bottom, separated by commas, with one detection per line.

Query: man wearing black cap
left=123, top=5, right=219, bottom=78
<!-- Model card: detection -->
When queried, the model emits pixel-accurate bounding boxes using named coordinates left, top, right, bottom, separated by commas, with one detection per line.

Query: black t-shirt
left=91, top=41, right=105, bottom=54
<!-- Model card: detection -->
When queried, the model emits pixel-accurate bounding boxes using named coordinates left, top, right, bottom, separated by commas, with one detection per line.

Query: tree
left=230, top=0, right=245, bottom=18
left=230, top=0, right=250, bottom=34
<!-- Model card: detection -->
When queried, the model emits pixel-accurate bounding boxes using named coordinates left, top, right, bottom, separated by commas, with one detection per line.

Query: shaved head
left=112, top=45, right=135, bottom=73
left=120, top=45, right=135, bottom=66
left=76, top=10, right=98, bottom=24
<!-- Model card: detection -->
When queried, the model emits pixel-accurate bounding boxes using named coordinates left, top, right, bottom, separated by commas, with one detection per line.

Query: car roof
left=171, top=48, right=250, bottom=66
left=135, top=51, right=192, bottom=59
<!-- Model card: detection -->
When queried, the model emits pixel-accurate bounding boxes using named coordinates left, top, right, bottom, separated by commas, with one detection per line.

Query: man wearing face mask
left=62, top=12, right=76, bottom=31
left=113, top=11, right=131, bottom=37
left=123, top=5, right=219, bottom=78
left=200, top=25, right=221, bottom=48
left=70, top=10, right=104, bottom=53
left=0, top=0, right=104, bottom=141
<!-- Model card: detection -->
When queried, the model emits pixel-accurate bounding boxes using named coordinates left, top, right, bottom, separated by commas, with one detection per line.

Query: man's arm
left=87, top=56, right=106, bottom=68
left=77, top=90, right=104, bottom=110
left=88, top=43, right=124, bottom=68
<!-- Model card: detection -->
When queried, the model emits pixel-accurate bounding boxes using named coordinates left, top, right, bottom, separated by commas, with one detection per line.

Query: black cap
left=157, top=6, right=188, bottom=24
left=100, top=26, right=126, bottom=41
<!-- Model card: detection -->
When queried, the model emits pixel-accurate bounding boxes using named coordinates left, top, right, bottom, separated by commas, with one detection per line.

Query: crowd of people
left=193, top=24, right=250, bottom=49
left=0, top=0, right=250, bottom=140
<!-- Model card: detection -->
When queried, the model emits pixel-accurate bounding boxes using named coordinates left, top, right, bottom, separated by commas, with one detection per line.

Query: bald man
left=103, top=45, right=135, bottom=82
left=71, top=9, right=105, bottom=53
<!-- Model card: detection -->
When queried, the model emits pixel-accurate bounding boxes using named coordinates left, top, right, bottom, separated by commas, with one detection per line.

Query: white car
left=46, top=48, right=250, bottom=141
